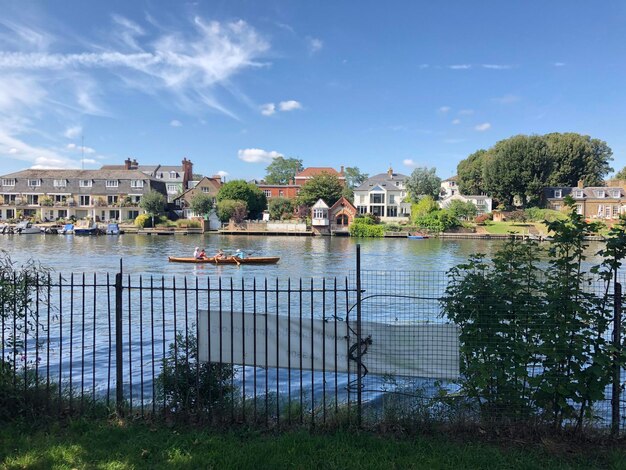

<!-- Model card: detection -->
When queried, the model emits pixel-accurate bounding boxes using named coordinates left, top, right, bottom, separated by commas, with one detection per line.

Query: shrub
left=413, top=210, right=459, bottom=232
left=216, top=200, right=248, bottom=223
left=524, top=207, right=567, bottom=223
left=135, top=214, right=167, bottom=228
left=268, top=197, right=295, bottom=220
left=176, top=219, right=201, bottom=228
left=349, top=218, right=385, bottom=237
left=474, top=213, right=492, bottom=224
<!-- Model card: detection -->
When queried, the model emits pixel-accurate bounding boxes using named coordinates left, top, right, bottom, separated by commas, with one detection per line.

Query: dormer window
left=106, top=180, right=119, bottom=188
left=610, top=189, right=620, bottom=198
left=130, top=180, right=144, bottom=188
left=79, top=179, right=92, bottom=188
left=1, top=178, right=15, bottom=186
left=170, top=171, right=177, bottom=178
left=53, top=179, right=66, bottom=187
left=574, top=190, right=583, bottom=198
left=554, top=189, right=562, bottom=198
left=28, top=179, right=41, bottom=187
left=595, top=190, right=606, bottom=198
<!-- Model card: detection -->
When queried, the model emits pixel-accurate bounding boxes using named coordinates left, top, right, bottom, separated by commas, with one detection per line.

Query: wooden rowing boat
left=168, top=256, right=280, bottom=265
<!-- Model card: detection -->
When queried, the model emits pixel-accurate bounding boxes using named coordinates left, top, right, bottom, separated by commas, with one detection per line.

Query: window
left=53, top=179, right=66, bottom=187
left=2, top=179, right=15, bottom=186
left=313, top=209, right=326, bottom=219
left=26, top=194, right=39, bottom=205
left=279, top=190, right=284, bottom=197
left=127, top=210, right=139, bottom=219
left=611, top=190, right=620, bottom=198
left=28, top=179, right=41, bottom=187
left=130, top=180, right=144, bottom=188
left=79, top=180, right=92, bottom=188
left=167, top=184, right=178, bottom=192
left=3, top=195, right=16, bottom=204
left=202, top=187, right=209, bottom=193
left=595, top=190, right=606, bottom=198
left=106, top=180, right=119, bottom=188
left=574, top=190, right=584, bottom=198
left=613, top=205, right=620, bottom=218
left=357, top=206, right=367, bottom=214
left=387, top=206, right=398, bottom=217
left=107, top=195, right=118, bottom=205
left=606, top=206, right=612, bottom=218
left=576, top=204, right=583, bottom=215
left=53, top=195, right=66, bottom=204
left=554, top=189, right=562, bottom=198
left=370, top=193, right=385, bottom=204
left=389, top=194, right=395, bottom=204
left=598, top=205, right=604, bottom=217
left=395, top=181, right=401, bottom=187
left=264, top=190, right=271, bottom=197
left=554, top=204, right=562, bottom=211
left=157, top=173, right=163, bottom=179
left=79, top=195, right=91, bottom=206
left=336, top=214, right=348, bottom=225
left=170, top=171, right=178, bottom=178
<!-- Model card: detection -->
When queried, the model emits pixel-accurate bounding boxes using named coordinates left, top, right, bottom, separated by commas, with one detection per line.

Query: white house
left=438, top=176, right=493, bottom=214
left=353, top=168, right=411, bottom=222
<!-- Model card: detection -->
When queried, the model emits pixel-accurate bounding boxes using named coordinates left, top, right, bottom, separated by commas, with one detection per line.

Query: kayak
left=168, top=256, right=280, bottom=265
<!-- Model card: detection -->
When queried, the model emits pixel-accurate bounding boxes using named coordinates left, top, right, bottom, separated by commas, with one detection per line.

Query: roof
left=173, top=176, right=222, bottom=200
left=543, top=185, right=626, bottom=199
left=355, top=172, right=408, bottom=191
left=442, top=176, right=458, bottom=182
left=329, top=196, right=356, bottom=213
left=0, top=169, right=151, bottom=180
left=296, top=167, right=343, bottom=178
left=312, top=199, right=329, bottom=209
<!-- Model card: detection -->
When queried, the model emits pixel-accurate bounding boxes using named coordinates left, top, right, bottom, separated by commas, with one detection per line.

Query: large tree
left=264, top=157, right=304, bottom=185
left=344, top=167, right=369, bottom=188
left=405, top=167, right=442, bottom=201
left=615, top=167, right=626, bottom=181
left=217, top=180, right=267, bottom=218
left=296, top=172, right=344, bottom=207
left=457, top=149, right=488, bottom=195
left=189, top=193, right=213, bottom=218
left=139, top=190, right=167, bottom=228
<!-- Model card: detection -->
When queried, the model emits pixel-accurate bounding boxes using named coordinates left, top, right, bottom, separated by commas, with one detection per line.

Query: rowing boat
left=168, top=256, right=280, bottom=265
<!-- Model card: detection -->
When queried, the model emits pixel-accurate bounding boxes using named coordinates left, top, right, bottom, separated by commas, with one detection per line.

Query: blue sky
left=1, top=0, right=625, bottom=181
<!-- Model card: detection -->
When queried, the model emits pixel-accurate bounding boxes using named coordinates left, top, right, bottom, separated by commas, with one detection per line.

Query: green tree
left=344, top=167, right=369, bottom=188
left=410, top=195, right=439, bottom=218
left=139, top=190, right=167, bottom=228
left=268, top=197, right=294, bottom=220
left=457, top=149, right=488, bottom=195
left=216, top=199, right=248, bottom=224
left=447, top=199, right=477, bottom=220
left=189, top=193, right=213, bottom=218
left=217, top=180, right=266, bottom=218
left=615, top=167, right=626, bottom=181
left=405, top=167, right=441, bottom=201
left=296, top=172, right=344, bottom=207
left=264, top=157, right=304, bottom=185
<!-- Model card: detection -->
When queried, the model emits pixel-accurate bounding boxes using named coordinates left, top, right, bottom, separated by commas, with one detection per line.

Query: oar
left=232, top=255, right=241, bottom=266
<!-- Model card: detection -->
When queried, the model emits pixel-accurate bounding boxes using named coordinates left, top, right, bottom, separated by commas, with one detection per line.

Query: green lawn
left=482, top=222, right=545, bottom=235
left=1, top=420, right=625, bottom=469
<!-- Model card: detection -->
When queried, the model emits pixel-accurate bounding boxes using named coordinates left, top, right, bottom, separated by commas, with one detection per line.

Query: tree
left=457, top=149, right=488, bottom=195
left=216, top=200, right=248, bottom=224
left=296, top=172, right=344, bottom=207
left=405, top=167, right=442, bottom=201
left=264, top=157, right=304, bottom=185
left=217, top=180, right=267, bottom=219
left=447, top=200, right=478, bottom=220
left=139, top=190, right=166, bottom=228
left=615, top=167, right=626, bottom=181
left=411, top=195, right=439, bottom=218
left=189, top=193, right=213, bottom=218
left=344, top=167, right=369, bottom=188
left=268, top=197, right=294, bottom=220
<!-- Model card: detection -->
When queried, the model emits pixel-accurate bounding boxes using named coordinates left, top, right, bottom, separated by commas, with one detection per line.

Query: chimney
left=387, top=167, right=393, bottom=178
left=211, top=174, right=221, bottom=182
left=131, top=159, right=138, bottom=169
left=182, top=158, right=193, bottom=190
left=124, top=158, right=132, bottom=170
left=340, top=165, right=344, bottom=175
left=577, top=179, right=584, bottom=189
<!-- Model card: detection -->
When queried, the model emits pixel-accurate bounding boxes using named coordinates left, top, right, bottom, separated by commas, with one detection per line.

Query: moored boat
left=15, top=221, right=42, bottom=234
left=106, top=223, right=123, bottom=235
left=168, top=256, right=280, bottom=265
left=407, top=233, right=429, bottom=239
left=74, top=220, right=99, bottom=235
left=59, top=223, right=74, bottom=234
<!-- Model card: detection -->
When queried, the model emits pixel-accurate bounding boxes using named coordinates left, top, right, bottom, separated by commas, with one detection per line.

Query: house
left=251, top=166, right=345, bottom=202
left=101, top=157, right=194, bottom=202
left=257, top=184, right=300, bottom=199
left=172, top=176, right=222, bottom=230
left=0, top=168, right=167, bottom=222
left=294, top=166, right=346, bottom=186
left=543, top=180, right=626, bottom=219
left=353, top=168, right=411, bottom=222
left=438, top=176, right=493, bottom=214
left=310, top=196, right=357, bottom=235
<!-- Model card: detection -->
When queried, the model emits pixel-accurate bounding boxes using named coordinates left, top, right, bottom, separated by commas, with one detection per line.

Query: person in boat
left=193, top=247, right=200, bottom=258
left=234, top=249, right=245, bottom=259
left=215, top=249, right=226, bottom=259
left=198, top=248, right=208, bottom=260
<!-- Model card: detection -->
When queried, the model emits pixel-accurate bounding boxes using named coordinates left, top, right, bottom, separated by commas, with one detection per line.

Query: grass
left=1, top=420, right=626, bottom=469
left=482, top=222, right=545, bottom=235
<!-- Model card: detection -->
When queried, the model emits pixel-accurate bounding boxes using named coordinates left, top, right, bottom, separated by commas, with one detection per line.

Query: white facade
left=311, top=199, right=329, bottom=226
left=438, top=177, right=493, bottom=214
left=353, top=169, right=411, bottom=222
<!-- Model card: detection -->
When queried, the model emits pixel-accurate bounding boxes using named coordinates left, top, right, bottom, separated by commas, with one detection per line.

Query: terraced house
left=0, top=168, right=167, bottom=222
left=543, top=180, right=626, bottom=219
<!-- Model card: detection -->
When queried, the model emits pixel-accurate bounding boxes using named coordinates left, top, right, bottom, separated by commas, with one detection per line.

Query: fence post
left=356, top=244, right=362, bottom=428
left=115, top=259, right=124, bottom=416
left=612, top=279, right=622, bottom=437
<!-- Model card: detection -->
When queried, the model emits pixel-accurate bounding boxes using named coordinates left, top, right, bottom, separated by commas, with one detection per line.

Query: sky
left=0, top=0, right=625, bottom=181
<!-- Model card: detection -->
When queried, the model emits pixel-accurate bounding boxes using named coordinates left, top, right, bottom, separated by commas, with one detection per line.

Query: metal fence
left=1, top=250, right=625, bottom=433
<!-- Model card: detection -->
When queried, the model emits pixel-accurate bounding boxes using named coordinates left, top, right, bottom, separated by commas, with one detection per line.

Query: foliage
left=134, top=213, right=167, bottom=228
left=296, top=172, right=344, bottom=207
left=411, top=195, right=439, bottom=218
left=614, top=166, right=626, bottom=181
left=217, top=180, right=266, bottom=218
left=139, top=190, right=166, bottom=227
left=405, top=167, right=441, bottom=201
left=474, top=213, right=492, bottom=224
left=156, top=330, right=234, bottom=415
left=349, top=218, right=385, bottom=237
left=442, top=201, right=622, bottom=430
left=268, top=197, right=295, bottom=220
left=39, top=196, right=54, bottom=207
left=447, top=200, right=477, bottom=220
left=457, top=133, right=613, bottom=207
left=524, top=207, right=567, bottom=223
left=355, top=213, right=380, bottom=224
left=344, top=166, right=369, bottom=188
left=216, top=199, right=248, bottom=224
left=506, top=210, right=528, bottom=224
left=413, top=210, right=459, bottom=232
left=264, top=157, right=303, bottom=185
left=189, top=193, right=213, bottom=217
left=175, top=219, right=201, bottom=228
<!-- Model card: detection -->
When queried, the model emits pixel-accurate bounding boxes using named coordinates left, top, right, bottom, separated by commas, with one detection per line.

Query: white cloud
left=279, top=100, right=302, bottom=111
left=238, top=148, right=283, bottom=163
left=482, top=64, right=514, bottom=70
left=217, top=170, right=229, bottom=178
left=66, top=143, right=96, bottom=154
left=448, top=64, right=471, bottom=70
left=451, top=118, right=461, bottom=125
left=403, top=158, right=418, bottom=167
left=475, top=122, right=491, bottom=132
left=64, top=125, right=82, bottom=139
left=80, top=158, right=97, bottom=165
left=458, top=109, right=474, bottom=115
left=554, top=62, right=566, bottom=67
left=260, top=103, right=276, bottom=116
left=8, top=147, right=18, bottom=154
left=493, top=94, right=520, bottom=104
left=170, top=119, right=182, bottom=127
left=307, top=37, right=323, bottom=54
left=438, top=106, right=451, bottom=113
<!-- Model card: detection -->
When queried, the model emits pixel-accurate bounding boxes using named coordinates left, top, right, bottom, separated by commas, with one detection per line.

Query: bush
left=268, top=197, right=295, bottom=220
left=413, top=210, right=459, bottom=232
left=349, top=218, right=385, bottom=237
left=525, top=207, right=567, bottom=223
left=135, top=214, right=167, bottom=228
left=474, top=213, right=492, bottom=225
left=176, top=219, right=201, bottom=228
